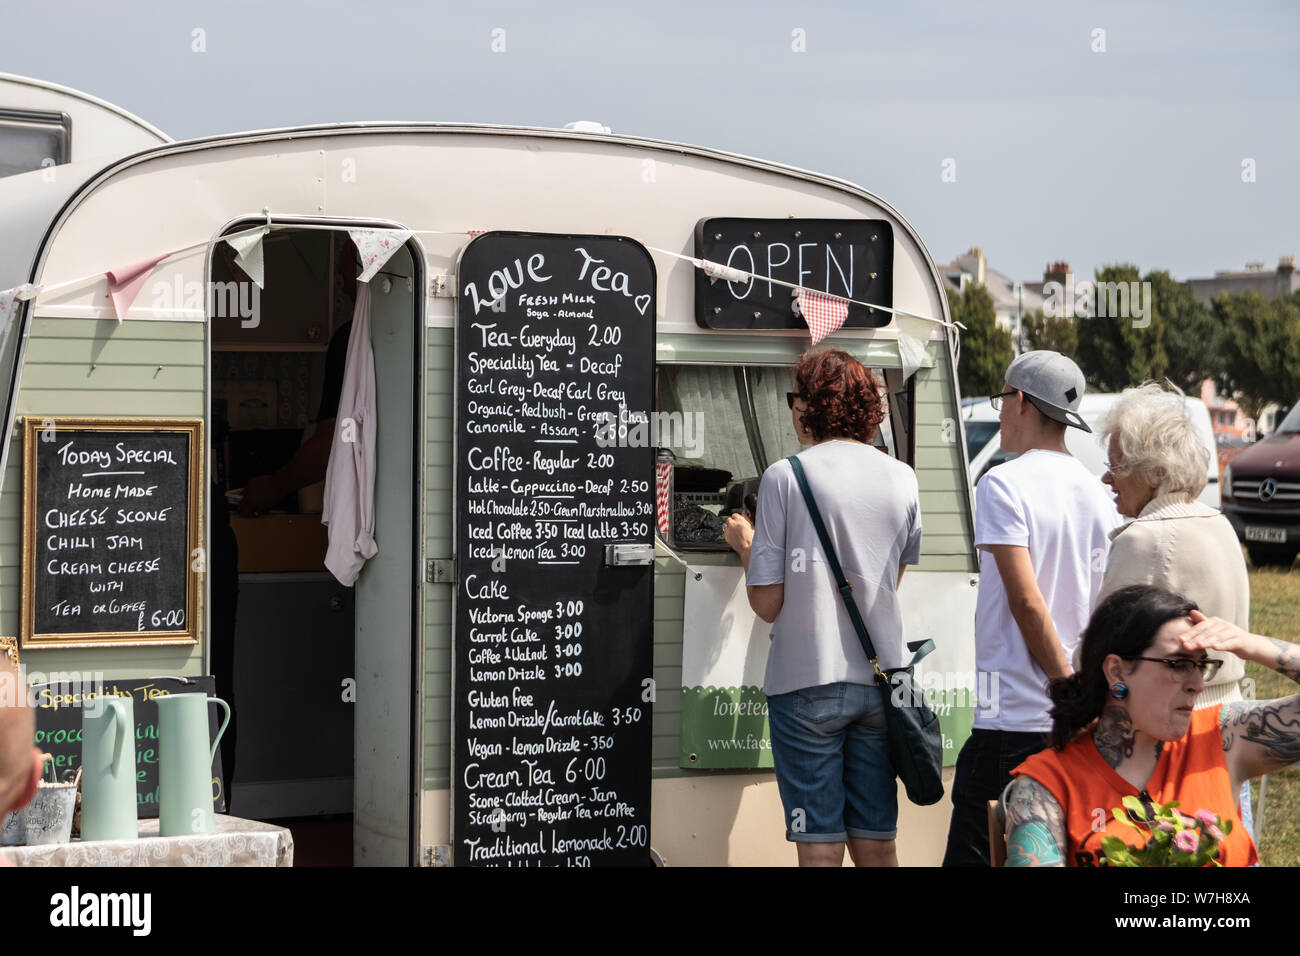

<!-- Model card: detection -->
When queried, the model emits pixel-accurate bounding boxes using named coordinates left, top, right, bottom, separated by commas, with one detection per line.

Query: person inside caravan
left=724, top=348, right=922, bottom=867
left=237, top=241, right=358, bottom=517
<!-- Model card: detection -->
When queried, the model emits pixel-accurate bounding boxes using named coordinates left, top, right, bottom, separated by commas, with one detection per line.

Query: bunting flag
left=348, top=228, right=412, bottom=283
left=796, top=287, right=849, bottom=346
left=694, top=258, right=750, bottom=285
left=106, top=254, right=167, bottom=322
left=895, top=315, right=929, bottom=380
left=226, top=227, right=269, bottom=289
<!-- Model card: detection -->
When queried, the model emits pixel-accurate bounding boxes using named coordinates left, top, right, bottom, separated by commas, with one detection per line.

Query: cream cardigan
left=1096, top=493, right=1250, bottom=709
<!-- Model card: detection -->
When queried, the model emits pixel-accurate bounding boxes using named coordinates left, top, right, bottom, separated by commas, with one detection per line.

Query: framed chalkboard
left=21, top=417, right=203, bottom=649
left=453, top=233, right=656, bottom=866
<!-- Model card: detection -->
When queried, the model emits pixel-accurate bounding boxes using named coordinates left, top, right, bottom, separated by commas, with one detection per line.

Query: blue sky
left=6, top=0, right=1297, bottom=284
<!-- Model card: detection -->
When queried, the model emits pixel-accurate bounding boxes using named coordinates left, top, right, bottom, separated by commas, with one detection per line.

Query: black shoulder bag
left=786, top=455, right=945, bottom=806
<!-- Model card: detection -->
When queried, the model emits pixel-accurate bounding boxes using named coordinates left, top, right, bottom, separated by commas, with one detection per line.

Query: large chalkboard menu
left=454, top=233, right=656, bottom=866
left=21, top=417, right=202, bottom=648
left=29, top=676, right=226, bottom=816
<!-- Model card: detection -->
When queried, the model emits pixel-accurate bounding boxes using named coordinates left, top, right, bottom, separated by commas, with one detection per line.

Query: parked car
left=962, top=392, right=1221, bottom=510
left=1221, top=402, right=1300, bottom=567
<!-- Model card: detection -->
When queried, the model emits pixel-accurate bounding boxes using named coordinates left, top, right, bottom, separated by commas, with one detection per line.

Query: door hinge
left=426, top=559, right=455, bottom=583
left=421, top=844, right=451, bottom=866
left=430, top=275, right=456, bottom=298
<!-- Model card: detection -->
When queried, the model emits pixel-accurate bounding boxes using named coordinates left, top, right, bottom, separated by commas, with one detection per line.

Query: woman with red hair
left=725, top=348, right=923, bottom=866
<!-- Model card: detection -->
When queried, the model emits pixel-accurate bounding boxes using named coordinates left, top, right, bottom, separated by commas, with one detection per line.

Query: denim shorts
left=765, top=681, right=897, bottom=843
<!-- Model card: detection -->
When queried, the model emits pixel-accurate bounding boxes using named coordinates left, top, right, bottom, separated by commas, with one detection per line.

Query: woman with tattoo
left=1001, top=584, right=1297, bottom=866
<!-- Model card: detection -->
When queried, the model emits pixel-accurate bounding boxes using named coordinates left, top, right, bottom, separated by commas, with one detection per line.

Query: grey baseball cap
left=1004, top=350, right=1091, bottom=432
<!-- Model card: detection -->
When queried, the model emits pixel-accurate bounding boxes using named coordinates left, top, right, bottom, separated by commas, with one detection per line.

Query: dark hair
left=1047, top=585, right=1197, bottom=750
left=793, top=348, right=885, bottom=444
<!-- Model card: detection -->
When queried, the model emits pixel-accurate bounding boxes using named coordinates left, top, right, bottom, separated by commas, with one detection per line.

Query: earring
left=1109, top=683, right=1129, bottom=700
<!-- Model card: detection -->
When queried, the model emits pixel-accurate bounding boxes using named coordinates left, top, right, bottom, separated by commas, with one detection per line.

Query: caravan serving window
left=0, top=108, right=71, bottom=178
left=656, top=363, right=899, bottom=552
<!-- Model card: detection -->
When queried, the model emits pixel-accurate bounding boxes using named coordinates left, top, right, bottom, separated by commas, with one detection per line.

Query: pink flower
left=1174, top=830, right=1199, bottom=853
left=1195, top=809, right=1218, bottom=826
left=1207, top=825, right=1225, bottom=843
left=1157, top=821, right=1176, bottom=833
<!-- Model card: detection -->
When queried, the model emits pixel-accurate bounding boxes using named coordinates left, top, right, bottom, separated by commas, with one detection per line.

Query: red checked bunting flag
left=797, top=287, right=849, bottom=345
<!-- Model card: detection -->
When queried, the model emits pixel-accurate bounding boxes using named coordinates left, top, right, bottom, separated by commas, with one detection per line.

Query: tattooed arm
left=1002, top=776, right=1066, bottom=867
left=1181, top=613, right=1300, bottom=787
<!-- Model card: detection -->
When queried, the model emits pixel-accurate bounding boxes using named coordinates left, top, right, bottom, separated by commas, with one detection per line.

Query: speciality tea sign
left=694, top=217, right=894, bottom=330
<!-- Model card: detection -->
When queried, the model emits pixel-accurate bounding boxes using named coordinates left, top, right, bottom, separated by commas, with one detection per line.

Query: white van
left=963, top=392, right=1221, bottom=509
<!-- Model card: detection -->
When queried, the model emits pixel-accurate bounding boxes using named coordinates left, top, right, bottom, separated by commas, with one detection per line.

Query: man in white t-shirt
left=942, top=350, right=1122, bottom=866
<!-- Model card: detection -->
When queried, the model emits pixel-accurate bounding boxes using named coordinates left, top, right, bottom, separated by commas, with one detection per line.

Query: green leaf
left=1121, top=795, right=1147, bottom=819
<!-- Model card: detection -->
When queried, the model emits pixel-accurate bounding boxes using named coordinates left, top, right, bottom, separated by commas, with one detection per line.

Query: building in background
left=939, top=246, right=1045, bottom=350
left=1183, top=256, right=1299, bottom=306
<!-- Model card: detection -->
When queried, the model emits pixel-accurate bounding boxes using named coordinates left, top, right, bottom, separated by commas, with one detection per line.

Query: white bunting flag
left=348, top=228, right=413, bottom=284
left=895, top=315, right=930, bottom=381
left=226, top=227, right=269, bottom=289
left=694, top=258, right=750, bottom=285
left=796, top=287, right=850, bottom=346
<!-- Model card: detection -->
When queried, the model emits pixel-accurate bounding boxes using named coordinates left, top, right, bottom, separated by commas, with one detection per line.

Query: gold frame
left=0, top=637, right=17, bottom=666
left=20, top=416, right=204, bottom=649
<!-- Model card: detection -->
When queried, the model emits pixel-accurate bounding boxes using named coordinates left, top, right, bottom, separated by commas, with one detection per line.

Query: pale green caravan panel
left=1, top=318, right=205, bottom=679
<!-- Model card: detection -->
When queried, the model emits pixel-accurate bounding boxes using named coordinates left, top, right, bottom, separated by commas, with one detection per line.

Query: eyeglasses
left=1122, top=656, right=1222, bottom=682
left=786, top=391, right=806, bottom=409
left=989, top=390, right=1017, bottom=411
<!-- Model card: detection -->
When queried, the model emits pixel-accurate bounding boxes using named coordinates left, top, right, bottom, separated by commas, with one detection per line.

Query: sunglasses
left=1122, top=656, right=1222, bottom=682
left=989, top=389, right=1018, bottom=411
left=786, top=391, right=806, bottom=410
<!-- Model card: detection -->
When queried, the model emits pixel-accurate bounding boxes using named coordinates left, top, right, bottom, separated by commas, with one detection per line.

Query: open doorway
left=208, top=227, right=359, bottom=865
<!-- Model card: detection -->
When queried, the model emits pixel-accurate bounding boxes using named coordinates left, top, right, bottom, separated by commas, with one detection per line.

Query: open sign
left=693, top=217, right=893, bottom=330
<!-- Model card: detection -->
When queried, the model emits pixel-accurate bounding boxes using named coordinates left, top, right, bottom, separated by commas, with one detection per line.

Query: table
left=0, top=814, right=293, bottom=867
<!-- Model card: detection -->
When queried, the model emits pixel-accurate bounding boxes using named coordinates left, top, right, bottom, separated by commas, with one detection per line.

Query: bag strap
left=786, top=456, right=885, bottom=680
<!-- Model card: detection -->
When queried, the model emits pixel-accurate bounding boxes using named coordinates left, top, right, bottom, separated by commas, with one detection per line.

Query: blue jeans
left=766, top=681, right=898, bottom=842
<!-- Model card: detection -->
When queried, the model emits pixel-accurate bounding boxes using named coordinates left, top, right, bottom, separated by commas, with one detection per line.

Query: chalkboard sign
left=21, top=417, right=202, bottom=648
left=454, top=233, right=655, bottom=866
left=694, top=217, right=893, bottom=330
left=30, top=676, right=226, bottom=817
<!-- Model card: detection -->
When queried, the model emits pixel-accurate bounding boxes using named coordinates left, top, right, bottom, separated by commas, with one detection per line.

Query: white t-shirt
left=747, top=440, right=923, bottom=697
left=972, top=448, right=1122, bottom=732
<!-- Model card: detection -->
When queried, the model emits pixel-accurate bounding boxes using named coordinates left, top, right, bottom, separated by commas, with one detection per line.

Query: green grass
left=1242, top=561, right=1300, bottom=867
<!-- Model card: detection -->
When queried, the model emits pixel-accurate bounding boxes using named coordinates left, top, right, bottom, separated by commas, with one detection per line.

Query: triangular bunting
left=895, top=315, right=930, bottom=381
left=106, top=254, right=167, bottom=322
left=348, top=228, right=412, bottom=284
left=694, top=258, right=750, bottom=285
left=226, top=227, right=269, bottom=289
left=796, top=287, right=849, bottom=346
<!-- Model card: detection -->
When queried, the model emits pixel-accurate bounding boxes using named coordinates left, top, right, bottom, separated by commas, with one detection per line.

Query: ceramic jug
left=80, top=694, right=138, bottom=841
left=157, top=693, right=230, bottom=837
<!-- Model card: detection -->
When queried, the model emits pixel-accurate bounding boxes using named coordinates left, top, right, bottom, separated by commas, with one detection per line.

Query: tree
left=1214, top=290, right=1300, bottom=419
left=1145, top=270, right=1223, bottom=389
left=1073, top=263, right=1168, bottom=392
left=1022, top=309, right=1078, bottom=358
left=951, top=284, right=1014, bottom=399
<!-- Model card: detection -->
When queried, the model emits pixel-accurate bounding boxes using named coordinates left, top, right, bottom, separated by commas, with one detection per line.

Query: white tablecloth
left=0, top=814, right=293, bottom=867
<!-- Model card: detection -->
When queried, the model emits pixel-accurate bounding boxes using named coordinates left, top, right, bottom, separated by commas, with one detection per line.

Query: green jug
left=157, top=693, right=230, bottom=837
left=80, top=694, right=139, bottom=841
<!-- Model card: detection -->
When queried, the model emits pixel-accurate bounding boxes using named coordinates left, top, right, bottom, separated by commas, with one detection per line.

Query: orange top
left=1011, top=705, right=1258, bottom=867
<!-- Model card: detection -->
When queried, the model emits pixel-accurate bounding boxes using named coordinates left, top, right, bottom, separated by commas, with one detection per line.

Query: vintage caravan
left=0, top=122, right=978, bottom=866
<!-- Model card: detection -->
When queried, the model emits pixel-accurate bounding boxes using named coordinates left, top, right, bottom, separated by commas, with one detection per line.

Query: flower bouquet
left=1099, top=796, right=1231, bottom=867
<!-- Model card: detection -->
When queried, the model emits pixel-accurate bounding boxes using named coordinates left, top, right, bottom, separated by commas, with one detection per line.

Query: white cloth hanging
left=321, top=283, right=378, bottom=585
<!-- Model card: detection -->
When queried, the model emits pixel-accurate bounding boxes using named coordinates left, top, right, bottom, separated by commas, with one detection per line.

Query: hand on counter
left=237, top=474, right=284, bottom=516
left=723, top=512, right=754, bottom=556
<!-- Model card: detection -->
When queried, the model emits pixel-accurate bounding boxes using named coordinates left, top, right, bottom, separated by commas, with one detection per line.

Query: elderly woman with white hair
left=1095, top=384, right=1249, bottom=709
